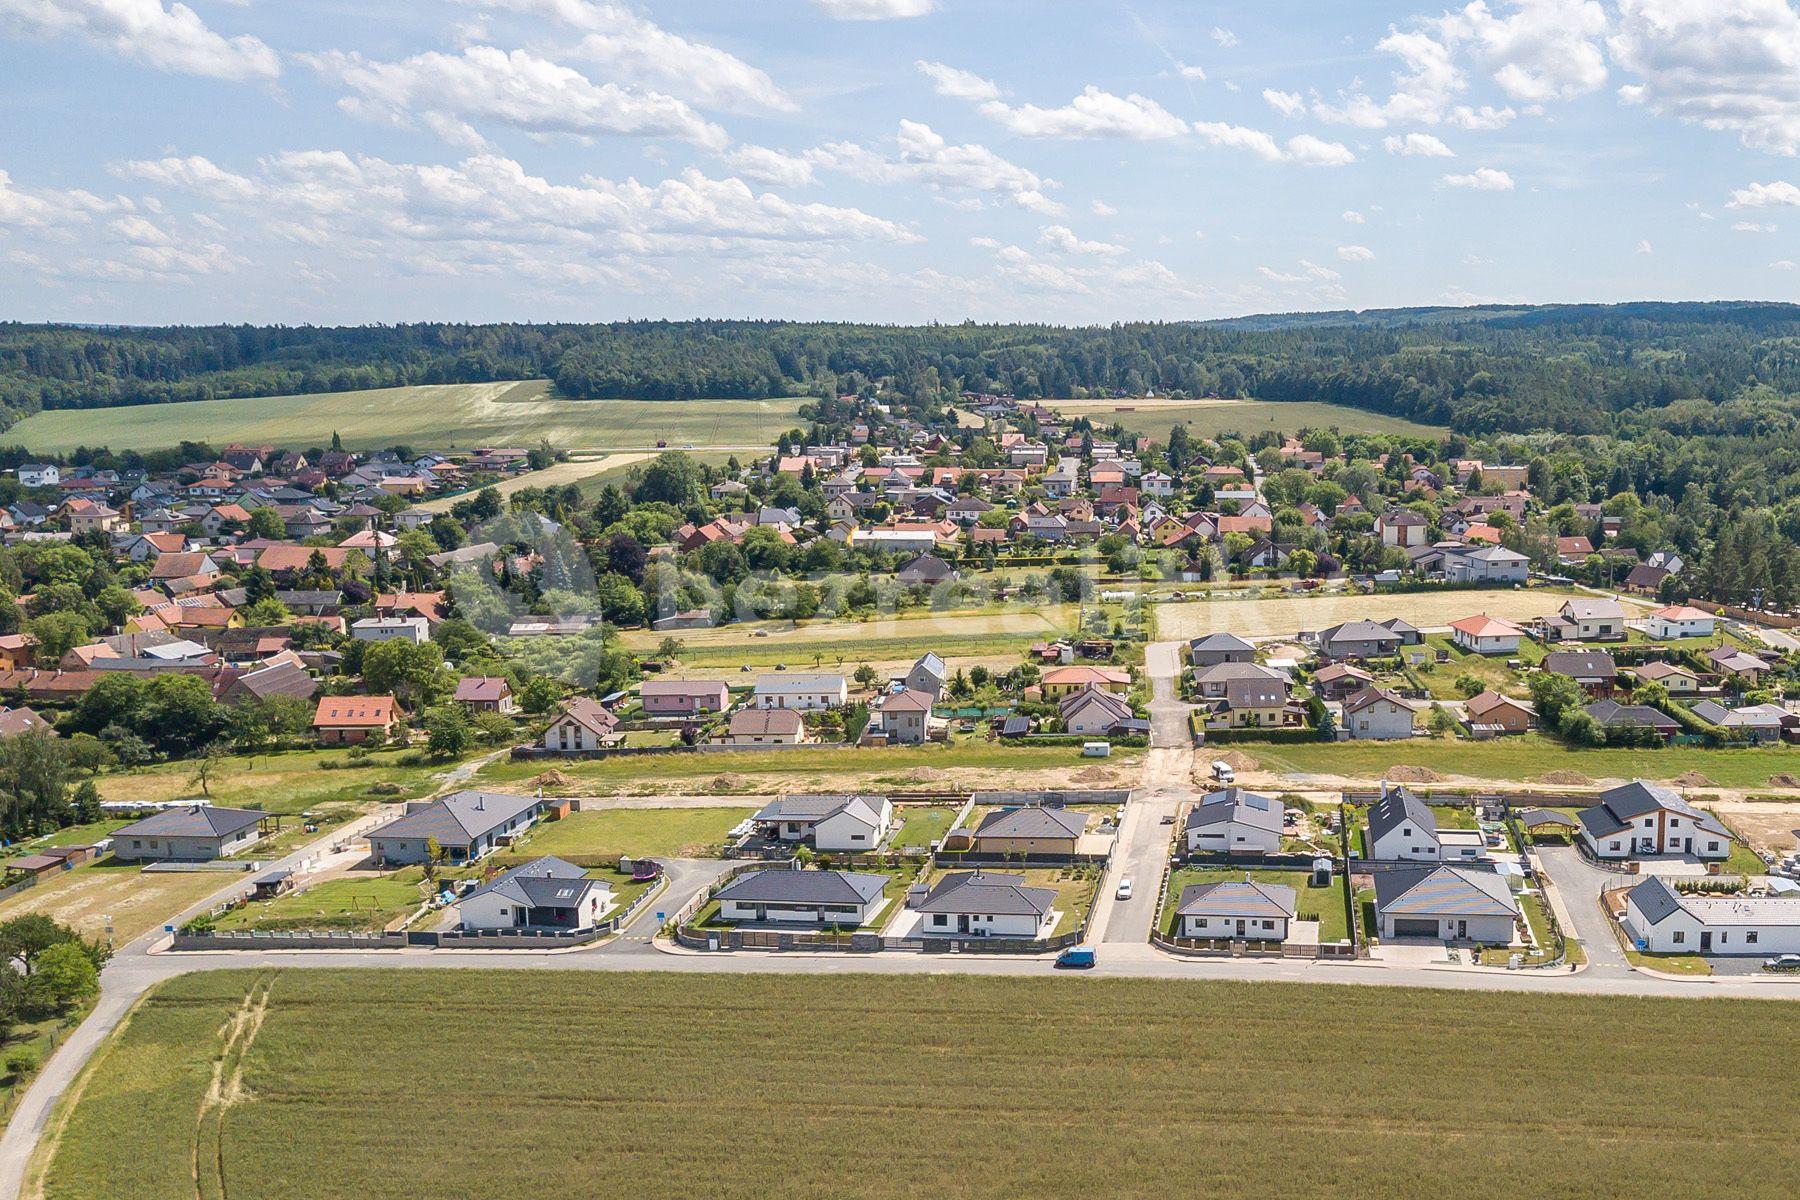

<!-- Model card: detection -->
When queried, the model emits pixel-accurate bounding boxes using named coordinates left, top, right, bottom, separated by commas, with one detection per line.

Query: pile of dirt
left=1672, top=770, right=1716, bottom=788
left=529, top=769, right=574, bottom=790
left=708, top=773, right=750, bottom=792
left=1216, top=750, right=1261, bottom=771
left=1769, top=773, right=1800, bottom=789
left=1537, top=770, right=1593, bottom=786
left=1383, top=765, right=1442, bottom=783
left=905, top=766, right=948, bottom=783
left=1071, top=765, right=1118, bottom=785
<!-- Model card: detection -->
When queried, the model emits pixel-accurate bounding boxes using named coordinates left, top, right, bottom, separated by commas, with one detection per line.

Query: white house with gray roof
left=367, top=790, right=557, bottom=865
left=1622, top=876, right=1800, bottom=956
left=909, top=871, right=1056, bottom=938
left=1183, top=789, right=1283, bottom=855
left=752, top=673, right=847, bottom=710
left=712, top=868, right=889, bottom=926
left=1364, top=786, right=1487, bottom=862
left=111, top=805, right=269, bottom=862
left=1374, top=865, right=1518, bottom=944
left=1574, top=781, right=1731, bottom=861
left=458, top=856, right=614, bottom=932
left=1175, top=879, right=1298, bottom=940
left=750, top=794, right=893, bottom=851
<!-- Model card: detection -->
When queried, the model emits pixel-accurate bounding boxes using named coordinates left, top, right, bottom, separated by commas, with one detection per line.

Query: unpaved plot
left=1157, top=588, right=1639, bottom=640
left=413, top=452, right=653, bottom=513
left=0, top=866, right=226, bottom=945
left=617, top=605, right=1073, bottom=651
left=1715, top=802, right=1800, bottom=857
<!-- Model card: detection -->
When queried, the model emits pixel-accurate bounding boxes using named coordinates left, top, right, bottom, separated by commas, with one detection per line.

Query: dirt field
left=1040, top=397, right=1445, bottom=441
left=0, top=862, right=226, bottom=945
left=413, top=452, right=653, bottom=513
left=1156, top=587, right=1634, bottom=640
left=618, top=605, right=1076, bottom=653
left=1716, top=803, right=1800, bottom=858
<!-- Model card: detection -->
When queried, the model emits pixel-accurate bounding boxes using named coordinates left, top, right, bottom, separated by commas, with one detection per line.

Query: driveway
left=1535, top=845, right=1631, bottom=975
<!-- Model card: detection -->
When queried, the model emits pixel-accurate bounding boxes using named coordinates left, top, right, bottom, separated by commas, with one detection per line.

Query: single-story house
left=111, top=805, right=270, bottom=862
left=712, top=868, right=889, bottom=926
left=1183, top=788, right=1283, bottom=855
left=1188, top=632, right=1256, bottom=667
left=1643, top=605, right=1715, bottom=640
left=1622, top=876, right=1800, bottom=956
left=1449, top=614, right=1526, bottom=656
left=1583, top=700, right=1679, bottom=741
left=1174, top=879, right=1298, bottom=941
left=639, top=678, right=730, bottom=716
left=1039, top=665, right=1130, bottom=698
left=543, top=698, right=620, bottom=752
left=969, top=806, right=1089, bottom=856
left=1464, top=690, right=1534, bottom=734
left=911, top=871, right=1056, bottom=939
left=1311, top=662, right=1374, bottom=702
left=1630, top=660, right=1703, bottom=694
left=453, top=676, right=516, bottom=715
left=368, top=790, right=561, bottom=865
left=312, top=694, right=398, bottom=745
left=1542, top=650, right=1619, bottom=696
left=1575, top=780, right=1731, bottom=861
left=1316, top=620, right=1402, bottom=661
left=750, top=794, right=893, bottom=851
left=753, top=673, right=848, bottom=710
left=458, top=856, right=614, bottom=932
left=1374, top=865, right=1519, bottom=944
left=721, top=708, right=810, bottom=746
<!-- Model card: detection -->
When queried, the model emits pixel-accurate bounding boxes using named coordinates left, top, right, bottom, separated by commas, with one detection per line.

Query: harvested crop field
left=37, top=970, right=1799, bottom=1199
left=1040, top=397, right=1445, bottom=441
left=1156, top=587, right=1633, bottom=640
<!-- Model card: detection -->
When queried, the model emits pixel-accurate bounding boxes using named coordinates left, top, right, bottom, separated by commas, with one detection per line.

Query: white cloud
left=1384, top=132, right=1456, bottom=157
left=1634, top=238, right=1653, bottom=254
left=1773, top=259, right=1797, bottom=269
left=1610, top=0, right=1800, bottom=156
left=979, top=85, right=1191, bottom=139
left=303, top=46, right=729, bottom=150
left=1733, top=220, right=1778, bottom=233
left=1176, top=62, right=1207, bottom=81
left=0, top=0, right=279, bottom=81
left=112, top=154, right=258, bottom=200
left=1342, top=209, right=1365, bottom=223
left=474, top=1, right=794, bottom=113
left=915, top=60, right=1000, bottom=103
left=1337, top=244, right=1376, bottom=261
left=1039, top=224, right=1125, bottom=255
left=727, top=145, right=816, bottom=188
left=808, top=120, right=1059, bottom=212
left=1441, top=0, right=1609, bottom=103
left=0, top=169, right=122, bottom=230
left=1263, top=88, right=1306, bottom=118
left=1314, top=26, right=1463, bottom=128
left=813, top=0, right=935, bottom=17
left=1258, top=266, right=1306, bottom=283
left=1090, top=200, right=1118, bottom=217
left=1211, top=26, right=1239, bottom=48
left=1728, top=180, right=1800, bottom=208
left=1442, top=166, right=1514, bottom=190
left=1193, top=122, right=1355, bottom=166
left=109, top=214, right=172, bottom=245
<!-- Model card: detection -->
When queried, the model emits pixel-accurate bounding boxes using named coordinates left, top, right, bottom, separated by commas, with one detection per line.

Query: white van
left=1210, top=760, right=1235, bottom=785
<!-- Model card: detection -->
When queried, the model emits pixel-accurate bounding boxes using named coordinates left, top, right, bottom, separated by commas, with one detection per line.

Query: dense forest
left=7, top=302, right=1800, bottom=438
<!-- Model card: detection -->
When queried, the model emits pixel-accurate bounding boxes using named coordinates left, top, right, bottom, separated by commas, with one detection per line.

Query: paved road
left=1535, top=845, right=1632, bottom=976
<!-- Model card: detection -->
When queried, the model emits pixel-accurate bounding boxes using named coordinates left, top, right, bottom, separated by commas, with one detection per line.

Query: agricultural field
left=92, top=748, right=442, bottom=817
left=508, top=806, right=755, bottom=860
left=0, top=860, right=226, bottom=946
left=1156, top=586, right=1633, bottom=640
left=618, top=604, right=1079, bottom=667
left=37, top=970, right=1800, bottom=1200
left=411, top=452, right=655, bottom=513
left=7, top=381, right=807, bottom=455
left=1040, top=397, right=1446, bottom=442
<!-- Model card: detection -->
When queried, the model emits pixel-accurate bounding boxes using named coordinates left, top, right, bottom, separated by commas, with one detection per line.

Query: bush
left=4, top=1046, right=40, bottom=1081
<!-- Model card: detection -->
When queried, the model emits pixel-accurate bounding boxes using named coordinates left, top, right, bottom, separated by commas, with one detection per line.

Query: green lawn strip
left=1254, top=736, right=1800, bottom=787
left=4, top=820, right=132, bottom=856
left=1625, top=949, right=1713, bottom=976
left=1428, top=805, right=1478, bottom=830
left=890, top=805, right=959, bottom=851
left=1160, top=867, right=1346, bottom=943
left=509, top=807, right=755, bottom=860
left=213, top=869, right=433, bottom=932
left=46, top=968, right=1800, bottom=1200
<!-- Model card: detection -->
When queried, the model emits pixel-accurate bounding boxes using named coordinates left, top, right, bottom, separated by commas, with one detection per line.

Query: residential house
left=1440, top=545, right=1529, bottom=584
left=1201, top=676, right=1301, bottom=730
left=1557, top=598, right=1628, bottom=641
left=1341, top=687, right=1418, bottom=740
left=110, top=805, right=269, bottom=862
left=896, top=553, right=958, bottom=586
left=1187, top=632, right=1256, bottom=667
left=1039, top=665, right=1130, bottom=698
left=1622, top=876, right=1800, bottom=956
left=1449, top=614, right=1526, bottom=656
left=638, top=679, right=729, bottom=716
left=969, top=806, right=1089, bottom=856
left=722, top=708, right=810, bottom=746
left=712, top=869, right=889, bottom=926
left=1707, top=647, right=1768, bottom=687
left=911, top=871, right=1057, bottom=939
left=453, top=677, right=516, bottom=715
left=1465, top=690, right=1534, bottom=734
left=753, top=673, right=848, bottom=710
left=312, top=695, right=397, bottom=745
left=750, top=794, right=893, bottom=851
left=902, top=652, right=948, bottom=699
left=1059, top=686, right=1136, bottom=735
left=458, top=857, right=614, bottom=932
left=1366, top=786, right=1486, bottom=862
left=1643, top=605, right=1715, bottom=640
left=1376, top=510, right=1430, bottom=548
left=1174, top=879, right=1298, bottom=941
left=1582, top=700, right=1679, bottom=741
left=1695, top=702, right=1793, bottom=745
left=1630, top=660, right=1704, bottom=694
left=872, top=689, right=936, bottom=745
left=1312, top=662, right=1375, bottom=702
left=17, top=464, right=58, bottom=488
left=1183, top=788, right=1283, bottom=855
left=543, top=698, right=620, bottom=751
left=1555, top=535, right=1595, bottom=565
left=1542, top=650, right=1619, bottom=696
left=350, top=616, right=430, bottom=644
left=1374, top=865, right=1519, bottom=943
left=1575, top=780, right=1731, bottom=860
left=1316, top=620, right=1402, bottom=661
left=368, top=790, right=561, bottom=865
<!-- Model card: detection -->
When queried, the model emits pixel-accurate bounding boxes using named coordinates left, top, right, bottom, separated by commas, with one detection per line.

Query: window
left=1748, top=931, right=1759, bottom=944
left=1719, top=932, right=1728, bottom=943
left=1673, top=931, right=1685, bottom=944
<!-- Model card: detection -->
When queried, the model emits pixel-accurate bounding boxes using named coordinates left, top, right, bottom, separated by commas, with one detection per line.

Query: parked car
left=1115, top=877, right=1134, bottom=900
left=1765, top=954, right=1800, bottom=972
left=1055, top=945, right=1096, bottom=969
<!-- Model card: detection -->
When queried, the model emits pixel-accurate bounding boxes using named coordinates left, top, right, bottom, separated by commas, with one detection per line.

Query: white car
left=1115, top=878, right=1134, bottom=900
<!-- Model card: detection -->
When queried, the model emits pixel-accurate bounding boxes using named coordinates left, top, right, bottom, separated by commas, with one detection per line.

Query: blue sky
left=2, top=0, right=1799, bottom=325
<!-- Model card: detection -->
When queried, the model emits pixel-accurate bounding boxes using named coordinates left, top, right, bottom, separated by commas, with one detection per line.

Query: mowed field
left=8, top=381, right=808, bottom=454
left=619, top=604, right=1077, bottom=666
left=38, top=970, right=1799, bottom=1200
left=411, top=451, right=655, bottom=513
left=1156, top=587, right=1633, bottom=640
left=1041, top=397, right=1445, bottom=441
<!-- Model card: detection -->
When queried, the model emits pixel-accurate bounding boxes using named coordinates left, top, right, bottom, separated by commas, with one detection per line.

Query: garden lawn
left=1160, top=867, right=1348, bottom=943
left=890, top=805, right=959, bottom=850
left=40, top=969, right=1800, bottom=1200
left=1251, top=735, right=1800, bottom=788
left=212, top=869, right=431, bottom=933
left=511, top=807, right=755, bottom=860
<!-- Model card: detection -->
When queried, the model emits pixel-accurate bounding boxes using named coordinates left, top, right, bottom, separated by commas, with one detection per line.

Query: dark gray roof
left=1583, top=701, right=1677, bottom=731
left=368, top=790, right=545, bottom=847
left=113, top=805, right=264, bottom=840
left=1542, top=650, right=1618, bottom=679
left=714, top=869, right=888, bottom=906
left=1188, top=633, right=1254, bottom=652
left=465, top=856, right=611, bottom=909
left=1575, top=780, right=1729, bottom=840
left=1320, top=620, right=1402, bottom=646
left=1518, top=809, right=1579, bottom=829
left=1624, top=876, right=1683, bottom=926
left=1374, top=865, right=1516, bottom=917
left=914, top=871, right=1055, bottom=917
left=1175, top=879, right=1298, bottom=920
left=1185, top=788, right=1283, bottom=835
left=973, top=806, right=1089, bottom=841
left=752, top=795, right=884, bottom=825
left=1366, top=786, right=1436, bottom=844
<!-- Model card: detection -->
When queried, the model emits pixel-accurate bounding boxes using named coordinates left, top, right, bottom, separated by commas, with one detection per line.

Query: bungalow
left=458, top=856, right=614, bottom=932
left=1555, top=535, right=1595, bottom=565
left=722, top=708, right=810, bottom=746
left=1174, top=878, right=1297, bottom=941
left=1631, top=660, right=1704, bottom=694
left=1187, top=632, right=1256, bottom=667
left=1341, top=687, right=1417, bottom=740
left=1465, top=690, right=1534, bottom=734
left=1644, top=605, right=1715, bottom=640
left=970, top=806, right=1089, bottom=856
left=543, top=698, right=620, bottom=752
left=911, top=871, right=1057, bottom=939
left=1575, top=780, right=1731, bottom=861
left=1039, top=665, right=1130, bottom=698
left=1059, top=685, right=1136, bottom=736
left=1707, top=647, right=1768, bottom=687
left=453, top=676, right=516, bottom=715
left=1622, top=876, right=1800, bottom=956
left=1583, top=700, right=1679, bottom=741
left=1366, top=786, right=1486, bottom=862
left=1193, top=662, right=1287, bottom=700
left=111, top=805, right=269, bottom=862
left=351, top=616, right=430, bottom=644
left=1698, top=702, right=1793, bottom=745
left=312, top=695, right=397, bottom=745
left=712, top=868, right=889, bottom=926
left=1374, top=865, right=1519, bottom=943
left=368, top=790, right=560, bottom=865
left=1542, top=650, right=1619, bottom=696
left=753, top=673, right=848, bottom=710
left=1440, top=545, right=1529, bottom=584
left=1183, top=788, right=1283, bottom=855
left=1311, top=662, right=1374, bottom=702
left=639, top=678, right=730, bottom=716
left=1557, top=598, right=1628, bottom=641
left=750, top=794, right=893, bottom=851
left=896, top=553, right=958, bottom=586
left=1316, top=620, right=1402, bottom=661
left=1449, top=614, right=1526, bottom=656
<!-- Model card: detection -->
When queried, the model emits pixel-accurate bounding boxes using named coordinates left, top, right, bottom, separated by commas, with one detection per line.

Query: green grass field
left=512, top=806, right=754, bottom=859
left=212, top=870, right=430, bottom=933
left=39, top=970, right=1800, bottom=1200
left=1041, top=397, right=1446, bottom=442
left=890, top=804, right=959, bottom=849
left=1252, top=735, right=1800, bottom=788
left=8, top=381, right=808, bottom=454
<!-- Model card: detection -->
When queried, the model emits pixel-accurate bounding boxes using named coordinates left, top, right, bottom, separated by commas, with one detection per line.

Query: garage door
left=1393, top=918, right=1440, bottom=938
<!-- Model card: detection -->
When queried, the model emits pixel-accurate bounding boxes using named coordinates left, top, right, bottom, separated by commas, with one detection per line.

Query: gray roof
left=368, top=790, right=545, bottom=847
left=113, top=805, right=265, bottom=841
left=1542, top=650, right=1618, bottom=679
left=1193, top=662, right=1286, bottom=687
left=1374, top=865, right=1517, bottom=917
left=752, top=794, right=884, bottom=825
left=464, top=856, right=612, bottom=910
left=1366, top=786, right=1437, bottom=845
left=1185, top=788, right=1283, bottom=836
left=1188, top=632, right=1255, bottom=652
left=913, top=871, right=1055, bottom=917
left=713, top=868, right=888, bottom=906
left=1575, top=780, right=1729, bottom=840
left=1583, top=700, right=1677, bottom=731
left=973, top=806, right=1089, bottom=841
left=1175, top=879, right=1298, bottom=920
left=1624, top=876, right=1684, bottom=927
left=1320, top=620, right=1402, bottom=646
